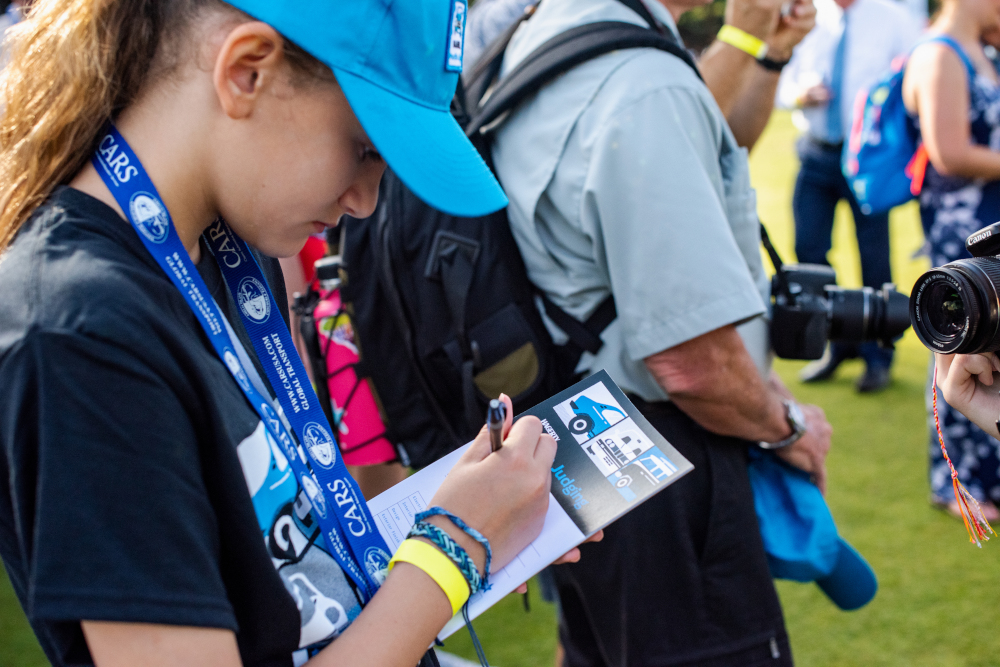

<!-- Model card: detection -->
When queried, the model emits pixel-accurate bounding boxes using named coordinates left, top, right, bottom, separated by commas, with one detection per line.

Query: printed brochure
left=367, top=370, right=693, bottom=639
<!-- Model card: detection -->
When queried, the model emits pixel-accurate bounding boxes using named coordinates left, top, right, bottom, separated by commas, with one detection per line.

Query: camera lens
left=924, top=282, right=965, bottom=337
left=909, top=257, right=1000, bottom=354
left=827, top=284, right=910, bottom=344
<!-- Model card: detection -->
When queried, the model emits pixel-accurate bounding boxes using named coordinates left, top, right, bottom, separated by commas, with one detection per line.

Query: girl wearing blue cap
left=0, top=1, right=591, bottom=665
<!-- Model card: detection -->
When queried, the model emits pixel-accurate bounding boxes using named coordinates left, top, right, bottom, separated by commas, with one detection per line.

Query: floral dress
left=920, top=42, right=1000, bottom=505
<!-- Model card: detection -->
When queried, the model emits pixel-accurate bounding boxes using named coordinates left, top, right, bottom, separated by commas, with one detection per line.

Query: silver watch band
left=758, top=399, right=807, bottom=450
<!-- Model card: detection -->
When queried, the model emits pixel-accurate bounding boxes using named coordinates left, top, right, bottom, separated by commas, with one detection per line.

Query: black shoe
left=799, top=347, right=845, bottom=383
left=856, top=365, right=891, bottom=393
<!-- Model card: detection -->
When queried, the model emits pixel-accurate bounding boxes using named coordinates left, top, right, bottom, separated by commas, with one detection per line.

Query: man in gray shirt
left=493, top=0, right=832, bottom=663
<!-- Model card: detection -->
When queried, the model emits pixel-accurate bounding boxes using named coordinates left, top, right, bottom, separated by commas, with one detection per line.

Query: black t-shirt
left=0, top=188, right=363, bottom=667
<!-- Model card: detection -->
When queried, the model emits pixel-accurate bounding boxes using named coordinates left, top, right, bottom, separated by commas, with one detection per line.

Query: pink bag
left=314, top=289, right=396, bottom=467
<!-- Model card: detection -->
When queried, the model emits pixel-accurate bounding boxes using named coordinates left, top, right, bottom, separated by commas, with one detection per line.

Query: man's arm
left=698, top=0, right=782, bottom=121
left=698, top=0, right=816, bottom=149
left=644, top=324, right=789, bottom=441
left=573, top=81, right=831, bottom=485
left=645, top=324, right=832, bottom=490
left=723, top=68, right=782, bottom=150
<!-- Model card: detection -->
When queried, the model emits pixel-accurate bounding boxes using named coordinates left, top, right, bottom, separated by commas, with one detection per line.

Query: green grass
left=3, top=112, right=999, bottom=666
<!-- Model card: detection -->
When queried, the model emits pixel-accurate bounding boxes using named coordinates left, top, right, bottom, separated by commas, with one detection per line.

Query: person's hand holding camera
left=935, top=352, right=1000, bottom=439
left=774, top=403, right=833, bottom=493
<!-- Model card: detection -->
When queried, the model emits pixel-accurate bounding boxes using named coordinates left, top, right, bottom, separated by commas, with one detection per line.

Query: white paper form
left=368, top=443, right=586, bottom=640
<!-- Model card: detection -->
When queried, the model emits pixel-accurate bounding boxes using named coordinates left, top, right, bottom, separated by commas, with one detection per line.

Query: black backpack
left=340, top=2, right=702, bottom=469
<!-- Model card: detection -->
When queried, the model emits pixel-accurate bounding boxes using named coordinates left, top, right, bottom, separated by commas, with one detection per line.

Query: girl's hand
left=936, top=352, right=1000, bottom=437
left=512, top=530, right=605, bottom=595
left=426, top=394, right=557, bottom=574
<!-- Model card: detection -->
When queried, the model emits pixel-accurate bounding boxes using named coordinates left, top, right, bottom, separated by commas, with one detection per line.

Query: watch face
left=787, top=401, right=807, bottom=434
left=759, top=402, right=808, bottom=450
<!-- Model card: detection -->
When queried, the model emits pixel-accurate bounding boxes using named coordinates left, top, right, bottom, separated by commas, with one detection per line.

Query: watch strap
left=757, top=55, right=790, bottom=72
left=759, top=400, right=807, bottom=450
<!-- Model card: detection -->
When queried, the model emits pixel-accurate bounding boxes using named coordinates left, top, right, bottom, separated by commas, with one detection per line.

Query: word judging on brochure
left=553, top=465, right=589, bottom=510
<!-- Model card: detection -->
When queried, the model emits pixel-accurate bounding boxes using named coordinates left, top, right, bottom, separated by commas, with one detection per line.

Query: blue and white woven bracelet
left=408, top=520, right=483, bottom=593
left=415, top=506, right=493, bottom=582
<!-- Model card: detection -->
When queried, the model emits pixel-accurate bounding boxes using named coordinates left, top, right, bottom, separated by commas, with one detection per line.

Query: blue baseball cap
left=748, top=449, right=878, bottom=611
left=226, top=0, right=508, bottom=218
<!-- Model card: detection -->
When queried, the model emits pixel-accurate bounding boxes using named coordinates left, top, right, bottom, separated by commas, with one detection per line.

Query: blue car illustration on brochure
left=567, top=395, right=627, bottom=439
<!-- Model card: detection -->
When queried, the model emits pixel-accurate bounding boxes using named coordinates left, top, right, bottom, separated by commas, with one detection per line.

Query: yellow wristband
left=717, top=25, right=769, bottom=60
left=389, top=538, right=471, bottom=616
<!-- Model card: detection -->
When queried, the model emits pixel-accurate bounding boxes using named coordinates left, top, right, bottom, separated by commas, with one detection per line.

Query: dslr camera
left=911, top=221, right=1000, bottom=354
left=764, top=234, right=911, bottom=360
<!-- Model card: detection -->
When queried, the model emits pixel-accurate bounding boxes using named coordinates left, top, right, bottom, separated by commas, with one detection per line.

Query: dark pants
left=555, top=399, right=791, bottom=667
left=792, top=137, right=893, bottom=370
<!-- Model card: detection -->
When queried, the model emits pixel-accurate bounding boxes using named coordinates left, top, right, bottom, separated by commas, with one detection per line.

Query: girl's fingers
left=459, top=394, right=516, bottom=464
left=977, top=354, right=995, bottom=385
left=957, top=354, right=991, bottom=384
left=461, top=426, right=495, bottom=464
left=551, top=531, right=604, bottom=565
left=935, top=353, right=954, bottom=381
left=534, top=433, right=558, bottom=464
left=514, top=583, right=528, bottom=594
left=499, top=393, right=514, bottom=439
left=504, top=415, right=544, bottom=456
left=552, top=548, right=580, bottom=565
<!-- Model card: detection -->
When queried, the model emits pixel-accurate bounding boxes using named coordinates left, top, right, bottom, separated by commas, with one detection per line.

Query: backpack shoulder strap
left=466, top=20, right=700, bottom=137
left=616, top=0, right=666, bottom=34
left=922, top=34, right=977, bottom=81
left=462, top=3, right=538, bottom=111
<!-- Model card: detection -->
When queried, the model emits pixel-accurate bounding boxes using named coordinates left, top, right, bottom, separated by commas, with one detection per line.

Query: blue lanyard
left=91, top=125, right=389, bottom=602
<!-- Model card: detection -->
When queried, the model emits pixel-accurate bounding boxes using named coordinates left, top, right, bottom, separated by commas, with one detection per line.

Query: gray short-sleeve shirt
left=492, top=0, right=772, bottom=402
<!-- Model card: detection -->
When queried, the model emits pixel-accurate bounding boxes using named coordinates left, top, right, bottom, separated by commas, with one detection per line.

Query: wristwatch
left=758, top=400, right=808, bottom=450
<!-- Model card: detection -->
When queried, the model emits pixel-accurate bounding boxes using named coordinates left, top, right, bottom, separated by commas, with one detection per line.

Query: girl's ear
left=213, top=22, right=285, bottom=119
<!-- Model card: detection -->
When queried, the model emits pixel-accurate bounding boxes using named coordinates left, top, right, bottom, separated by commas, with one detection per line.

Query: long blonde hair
left=0, top=0, right=327, bottom=252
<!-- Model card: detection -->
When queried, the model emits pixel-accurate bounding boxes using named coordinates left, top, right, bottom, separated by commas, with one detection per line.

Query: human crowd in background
left=3, top=0, right=1000, bottom=666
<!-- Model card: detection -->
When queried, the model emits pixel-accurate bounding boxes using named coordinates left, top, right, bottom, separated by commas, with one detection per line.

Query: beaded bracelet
left=408, top=521, right=483, bottom=593
left=414, top=506, right=493, bottom=583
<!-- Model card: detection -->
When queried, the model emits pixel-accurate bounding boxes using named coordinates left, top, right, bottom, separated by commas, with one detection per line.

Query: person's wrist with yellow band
left=389, top=538, right=471, bottom=616
left=716, top=24, right=769, bottom=60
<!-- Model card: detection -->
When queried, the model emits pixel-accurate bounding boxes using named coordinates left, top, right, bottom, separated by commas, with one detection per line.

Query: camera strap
left=758, top=224, right=783, bottom=272
left=759, top=223, right=791, bottom=298
left=91, top=124, right=390, bottom=602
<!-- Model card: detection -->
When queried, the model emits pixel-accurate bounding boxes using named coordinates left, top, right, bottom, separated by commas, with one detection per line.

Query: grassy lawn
left=3, top=112, right=998, bottom=666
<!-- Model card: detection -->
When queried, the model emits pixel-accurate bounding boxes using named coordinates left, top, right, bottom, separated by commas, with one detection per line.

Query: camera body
left=771, top=263, right=911, bottom=360
left=910, top=222, right=1000, bottom=354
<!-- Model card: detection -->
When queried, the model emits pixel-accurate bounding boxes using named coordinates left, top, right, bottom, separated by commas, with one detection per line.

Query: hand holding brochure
left=368, top=371, right=693, bottom=639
